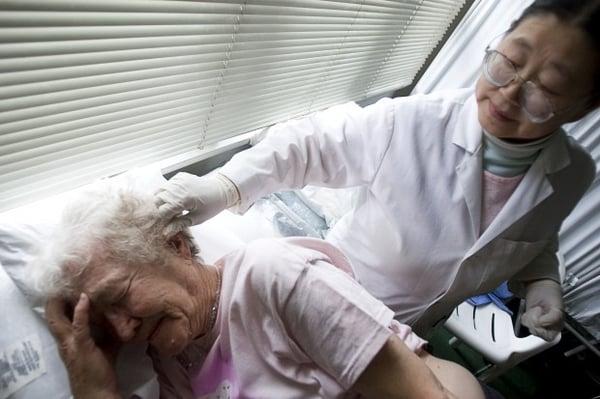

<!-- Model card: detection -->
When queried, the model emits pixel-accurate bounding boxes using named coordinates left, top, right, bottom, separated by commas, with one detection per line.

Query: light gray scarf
left=482, top=130, right=555, bottom=177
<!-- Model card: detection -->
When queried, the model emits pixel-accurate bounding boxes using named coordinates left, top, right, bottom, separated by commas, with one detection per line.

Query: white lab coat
left=220, top=88, right=595, bottom=335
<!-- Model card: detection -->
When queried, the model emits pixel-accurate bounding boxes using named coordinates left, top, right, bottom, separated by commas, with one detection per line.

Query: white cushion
left=0, top=263, right=71, bottom=399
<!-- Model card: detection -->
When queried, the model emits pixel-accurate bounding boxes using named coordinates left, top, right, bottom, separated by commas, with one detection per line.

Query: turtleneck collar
left=482, top=130, right=556, bottom=177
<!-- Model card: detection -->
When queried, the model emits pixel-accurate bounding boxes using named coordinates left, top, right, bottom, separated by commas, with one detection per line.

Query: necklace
left=176, top=267, right=222, bottom=371
left=207, top=266, right=221, bottom=332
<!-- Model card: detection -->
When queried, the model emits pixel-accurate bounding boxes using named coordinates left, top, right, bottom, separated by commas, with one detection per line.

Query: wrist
left=215, top=172, right=241, bottom=207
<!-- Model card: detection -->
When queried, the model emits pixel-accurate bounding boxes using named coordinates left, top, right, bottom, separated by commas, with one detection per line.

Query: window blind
left=0, top=0, right=466, bottom=211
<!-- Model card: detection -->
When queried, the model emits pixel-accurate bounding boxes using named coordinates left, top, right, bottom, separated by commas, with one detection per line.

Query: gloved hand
left=155, top=172, right=240, bottom=229
left=520, top=279, right=564, bottom=341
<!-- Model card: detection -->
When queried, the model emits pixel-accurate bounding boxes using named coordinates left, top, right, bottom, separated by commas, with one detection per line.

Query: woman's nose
left=105, top=310, right=141, bottom=342
left=499, top=79, right=523, bottom=106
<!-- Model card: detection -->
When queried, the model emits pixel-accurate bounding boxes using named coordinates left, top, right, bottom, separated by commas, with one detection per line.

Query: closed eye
left=502, top=51, right=525, bottom=69
left=94, top=277, right=133, bottom=306
left=537, top=83, right=563, bottom=98
left=113, top=276, right=134, bottom=305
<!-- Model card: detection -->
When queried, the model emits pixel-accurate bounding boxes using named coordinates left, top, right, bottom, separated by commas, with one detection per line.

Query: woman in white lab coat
left=156, top=0, right=599, bottom=339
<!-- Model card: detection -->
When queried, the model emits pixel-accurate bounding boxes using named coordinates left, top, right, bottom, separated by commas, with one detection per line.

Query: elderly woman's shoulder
left=230, top=237, right=312, bottom=270
left=222, top=238, right=320, bottom=301
left=233, top=237, right=331, bottom=277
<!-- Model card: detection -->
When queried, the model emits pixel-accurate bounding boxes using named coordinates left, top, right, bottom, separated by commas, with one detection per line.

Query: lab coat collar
left=451, top=93, right=571, bottom=174
left=452, top=94, right=482, bottom=154
left=537, top=129, right=571, bottom=174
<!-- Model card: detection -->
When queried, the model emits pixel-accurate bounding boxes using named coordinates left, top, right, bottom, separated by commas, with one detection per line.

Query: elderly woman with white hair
left=28, top=183, right=486, bottom=399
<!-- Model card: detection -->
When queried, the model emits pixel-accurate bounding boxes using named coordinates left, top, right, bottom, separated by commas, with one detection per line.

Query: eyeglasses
left=482, top=48, right=555, bottom=123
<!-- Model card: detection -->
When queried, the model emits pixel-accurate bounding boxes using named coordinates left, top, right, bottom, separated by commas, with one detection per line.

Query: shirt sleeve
left=219, top=99, right=396, bottom=212
left=508, top=234, right=560, bottom=297
left=281, top=259, right=395, bottom=390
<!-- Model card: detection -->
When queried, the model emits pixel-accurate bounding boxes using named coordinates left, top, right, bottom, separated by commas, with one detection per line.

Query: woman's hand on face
left=45, top=293, right=122, bottom=399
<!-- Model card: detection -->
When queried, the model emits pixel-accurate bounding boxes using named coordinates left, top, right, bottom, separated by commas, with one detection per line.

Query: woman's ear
left=167, top=232, right=193, bottom=259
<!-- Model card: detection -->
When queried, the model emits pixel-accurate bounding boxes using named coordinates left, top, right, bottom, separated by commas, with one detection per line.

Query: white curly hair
left=27, top=181, right=199, bottom=299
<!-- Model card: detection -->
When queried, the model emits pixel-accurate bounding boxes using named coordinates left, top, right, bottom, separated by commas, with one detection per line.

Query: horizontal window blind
left=0, top=0, right=466, bottom=211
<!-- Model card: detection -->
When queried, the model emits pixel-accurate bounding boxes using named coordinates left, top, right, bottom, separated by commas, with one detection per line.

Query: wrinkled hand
left=521, top=279, right=564, bottom=341
left=154, top=172, right=239, bottom=229
left=45, top=294, right=121, bottom=399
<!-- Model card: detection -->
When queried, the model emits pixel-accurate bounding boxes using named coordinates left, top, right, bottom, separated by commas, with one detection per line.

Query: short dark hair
left=510, top=0, right=600, bottom=103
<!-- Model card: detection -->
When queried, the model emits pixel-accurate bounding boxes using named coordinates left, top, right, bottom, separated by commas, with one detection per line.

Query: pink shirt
left=480, top=170, right=525, bottom=234
left=151, top=237, right=425, bottom=398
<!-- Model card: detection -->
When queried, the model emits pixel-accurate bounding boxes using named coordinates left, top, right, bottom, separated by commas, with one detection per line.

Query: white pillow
left=0, top=220, right=53, bottom=310
left=190, top=208, right=280, bottom=263
left=0, top=262, right=71, bottom=399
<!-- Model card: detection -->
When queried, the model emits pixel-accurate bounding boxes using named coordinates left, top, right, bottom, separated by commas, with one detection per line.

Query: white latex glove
left=154, top=172, right=240, bottom=228
left=520, top=279, right=564, bottom=341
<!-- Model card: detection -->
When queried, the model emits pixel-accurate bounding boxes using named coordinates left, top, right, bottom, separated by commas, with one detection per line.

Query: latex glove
left=521, top=279, right=564, bottom=341
left=155, top=172, right=240, bottom=229
left=45, top=294, right=122, bottom=399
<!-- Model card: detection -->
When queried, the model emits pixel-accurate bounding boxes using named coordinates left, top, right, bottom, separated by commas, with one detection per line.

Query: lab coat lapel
left=453, top=94, right=484, bottom=240
left=456, top=148, right=482, bottom=240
